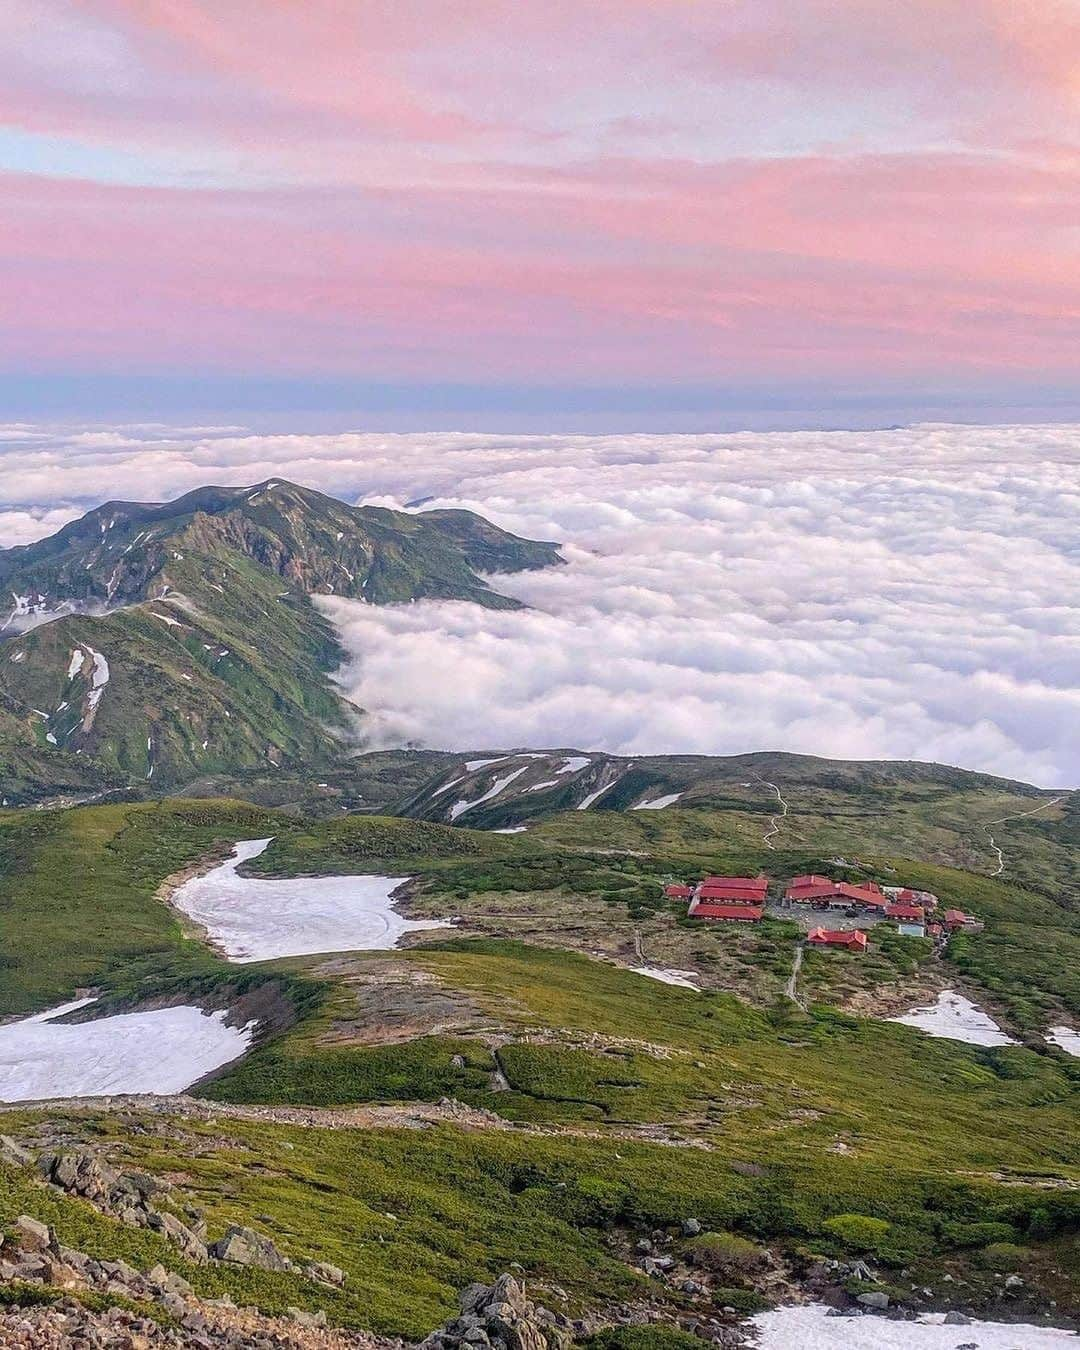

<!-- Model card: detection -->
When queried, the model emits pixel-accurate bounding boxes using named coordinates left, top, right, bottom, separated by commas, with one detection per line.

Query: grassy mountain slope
left=399, top=748, right=1080, bottom=904
left=0, top=481, right=560, bottom=797
left=4, top=791, right=1080, bottom=1330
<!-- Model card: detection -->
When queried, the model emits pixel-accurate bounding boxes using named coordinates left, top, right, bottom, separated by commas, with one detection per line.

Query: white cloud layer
left=2, top=421, right=1078, bottom=786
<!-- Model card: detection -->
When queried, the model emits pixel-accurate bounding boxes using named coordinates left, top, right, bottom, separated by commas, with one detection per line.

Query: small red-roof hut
left=807, top=927, right=867, bottom=952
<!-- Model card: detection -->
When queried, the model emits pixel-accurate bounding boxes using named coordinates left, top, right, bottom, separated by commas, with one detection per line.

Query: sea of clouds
left=1, top=422, right=1078, bottom=786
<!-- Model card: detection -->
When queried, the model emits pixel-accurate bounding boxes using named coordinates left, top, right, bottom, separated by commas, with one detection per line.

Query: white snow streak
left=629, top=966, right=699, bottom=989
left=449, top=764, right=531, bottom=821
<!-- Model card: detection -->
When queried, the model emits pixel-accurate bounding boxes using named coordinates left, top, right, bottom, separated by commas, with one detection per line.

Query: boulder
left=0, top=1135, right=31, bottom=1167
left=681, top=1218, right=702, bottom=1237
left=39, top=1254, right=83, bottom=1289
left=856, top=1291, right=890, bottom=1310
left=308, top=1260, right=346, bottom=1287
left=13, top=1215, right=51, bottom=1252
left=209, top=1224, right=291, bottom=1271
left=146, top=1210, right=209, bottom=1263
left=39, top=1149, right=121, bottom=1204
left=943, top=1311, right=972, bottom=1325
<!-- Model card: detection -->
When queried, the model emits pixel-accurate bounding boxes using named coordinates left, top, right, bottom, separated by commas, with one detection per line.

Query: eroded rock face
left=37, top=1147, right=210, bottom=1264
left=422, top=1274, right=572, bottom=1350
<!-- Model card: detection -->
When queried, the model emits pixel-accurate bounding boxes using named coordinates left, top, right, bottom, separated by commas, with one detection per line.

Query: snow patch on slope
left=170, top=838, right=451, bottom=963
left=750, top=1304, right=1074, bottom=1349
left=0, top=998, right=255, bottom=1103
left=1046, top=1026, right=1080, bottom=1057
left=888, top=991, right=1017, bottom=1047
left=632, top=792, right=683, bottom=810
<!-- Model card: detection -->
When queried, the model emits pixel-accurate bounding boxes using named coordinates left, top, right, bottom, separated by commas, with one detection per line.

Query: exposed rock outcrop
left=421, top=1274, right=572, bottom=1350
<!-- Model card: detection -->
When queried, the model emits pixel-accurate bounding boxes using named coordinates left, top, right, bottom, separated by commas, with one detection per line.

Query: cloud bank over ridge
left=2, top=421, right=1078, bottom=786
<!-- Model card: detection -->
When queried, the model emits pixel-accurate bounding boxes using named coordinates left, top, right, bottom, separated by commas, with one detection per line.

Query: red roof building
left=927, top=922, right=943, bottom=938
left=807, top=927, right=868, bottom=952
left=784, top=877, right=887, bottom=910
left=688, top=901, right=764, bottom=922
left=885, top=902, right=926, bottom=921
left=664, top=884, right=693, bottom=900
left=944, top=908, right=969, bottom=928
left=695, top=876, right=769, bottom=905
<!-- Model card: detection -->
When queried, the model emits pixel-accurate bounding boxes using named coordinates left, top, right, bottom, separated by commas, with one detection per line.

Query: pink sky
left=1, top=0, right=1078, bottom=415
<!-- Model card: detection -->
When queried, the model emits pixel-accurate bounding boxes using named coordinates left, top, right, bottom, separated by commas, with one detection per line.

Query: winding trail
left=760, top=780, right=789, bottom=850
left=981, top=797, right=1064, bottom=877
left=784, top=943, right=805, bottom=1008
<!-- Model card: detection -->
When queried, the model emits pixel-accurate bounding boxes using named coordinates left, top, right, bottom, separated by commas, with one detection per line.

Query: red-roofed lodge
left=784, top=876, right=888, bottom=912
left=688, top=901, right=764, bottom=922
left=807, top=927, right=868, bottom=952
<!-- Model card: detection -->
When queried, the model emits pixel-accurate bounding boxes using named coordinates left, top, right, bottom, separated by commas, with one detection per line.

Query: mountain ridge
left=0, top=480, right=561, bottom=797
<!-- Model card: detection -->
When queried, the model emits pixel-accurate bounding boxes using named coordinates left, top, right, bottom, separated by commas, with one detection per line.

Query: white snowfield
left=449, top=764, right=531, bottom=821
left=1047, top=1026, right=1080, bottom=1058
left=0, top=998, right=254, bottom=1103
left=556, top=756, right=591, bottom=775
left=888, top=991, right=1018, bottom=1047
left=632, top=792, right=683, bottom=810
left=170, top=838, right=451, bottom=963
left=750, top=1304, right=1075, bottom=1348
left=629, top=966, right=699, bottom=990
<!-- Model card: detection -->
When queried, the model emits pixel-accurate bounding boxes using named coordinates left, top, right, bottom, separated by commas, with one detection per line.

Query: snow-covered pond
left=750, top=1304, right=1075, bottom=1348
left=1046, top=1026, right=1080, bottom=1058
left=888, top=991, right=1017, bottom=1047
left=629, top=966, right=699, bottom=990
left=170, top=838, right=452, bottom=963
left=0, top=998, right=254, bottom=1103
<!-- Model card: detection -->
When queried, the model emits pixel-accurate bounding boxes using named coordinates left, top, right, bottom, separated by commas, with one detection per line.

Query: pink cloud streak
left=0, top=1, right=1077, bottom=390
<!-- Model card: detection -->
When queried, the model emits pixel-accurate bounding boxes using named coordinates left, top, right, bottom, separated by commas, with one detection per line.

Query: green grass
left=5, top=1104, right=1080, bottom=1337
left=0, top=798, right=280, bottom=1015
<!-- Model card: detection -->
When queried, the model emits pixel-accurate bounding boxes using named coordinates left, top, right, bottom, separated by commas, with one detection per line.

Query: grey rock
left=856, top=1291, right=890, bottom=1310
left=41, top=1150, right=121, bottom=1203
left=0, top=1134, right=31, bottom=1167
left=308, top=1259, right=346, bottom=1287
left=4, top=1257, right=48, bottom=1280
left=943, top=1311, right=972, bottom=1325
left=100, top=1258, right=141, bottom=1285
left=209, top=1223, right=290, bottom=1271
left=1005, top=1273, right=1024, bottom=1289
left=13, top=1214, right=51, bottom=1252
left=147, top=1209, right=209, bottom=1263
left=681, top=1218, right=702, bottom=1237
